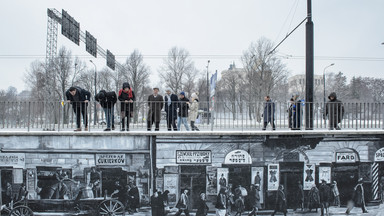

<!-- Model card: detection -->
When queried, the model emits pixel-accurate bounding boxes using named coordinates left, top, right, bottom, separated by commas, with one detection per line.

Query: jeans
left=103, top=107, right=114, bottom=129
left=177, top=117, right=190, bottom=131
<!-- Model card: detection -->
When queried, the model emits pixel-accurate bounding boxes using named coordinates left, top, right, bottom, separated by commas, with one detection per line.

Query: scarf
left=119, top=88, right=133, bottom=99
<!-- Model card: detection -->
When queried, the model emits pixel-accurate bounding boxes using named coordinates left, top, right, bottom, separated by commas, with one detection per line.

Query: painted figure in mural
left=175, top=189, right=190, bottom=216
left=177, top=92, right=190, bottom=131
left=254, top=172, right=261, bottom=185
left=151, top=190, right=163, bottom=216
left=226, top=185, right=234, bottom=215
left=4, top=182, right=13, bottom=205
left=66, top=86, right=91, bottom=131
left=262, top=96, right=276, bottom=131
left=308, top=184, right=320, bottom=213
left=118, top=82, right=135, bottom=131
left=325, top=92, right=344, bottom=130
left=90, top=167, right=101, bottom=197
left=271, top=185, right=287, bottom=216
left=196, top=192, right=209, bottom=216
left=305, top=167, right=314, bottom=182
left=331, top=181, right=340, bottom=207
left=219, top=174, right=227, bottom=188
left=294, top=181, right=304, bottom=211
left=248, top=184, right=261, bottom=216
left=164, top=89, right=178, bottom=131
left=215, top=187, right=227, bottom=216
left=111, top=180, right=128, bottom=209
left=128, top=182, right=140, bottom=213
left=269, top=170, right=277, bottom=183
left=319, top=179, right=331, bottom=216
left=346, top=178, right=368, bottom=214
left=147, top=87, right=164, bottom=131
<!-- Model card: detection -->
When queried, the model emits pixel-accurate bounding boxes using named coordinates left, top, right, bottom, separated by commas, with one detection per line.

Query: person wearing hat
left=188, top=92, right=200, bottom=131
left=95, top=89, right=117, bottom=131
left=147, top=87, right=164, bottom=131
left=248, top=184, right=261, bottom=216
left=347, top=178, right=368, bottom=214
left=324, top=92, right=344, bottom=130
left=331, top=180, right=340, bottom=207
left=319, top=179, right=331, bottom=216
left=177, top=92, right=190, bottom=131
left=272, top=185, right=287, bottom=216
left=164, top=89, right=178, bottom=131
left=308, top=183, right=320, bottom=213
left=118, top=82, right=135, bottom=131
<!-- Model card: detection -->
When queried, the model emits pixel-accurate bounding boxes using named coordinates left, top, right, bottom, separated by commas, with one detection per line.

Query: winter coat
left=319, top=183, right=331, bottom=203
left=188, top=99, right=199, bottom=122
left=118, top=86, right=135, bottom=112
left=263, top=100, right=275, bottom=122
left=353, top=183, right=365, bottom=207
left=325, top=92, right=344, bottom=125
left=147, top=94, right=164, bottom=122
left=164, top=94, right=178, bottom=119
left=274, top=189, right=287, bottom=212
left=150, top=195, right=164, bottom=216
left=128, top=186, right=140, bottom=209
left=249, top=188, right=262, bottom=209
left=296, top=184, right=304, bottom=203
left=308, top=187, right=320, bottom=209
left=332, top=184, right=340, bottom=197
left=292, top=99, right=302, bottom=128
left=95, top=90, right=117, bottom=109
left=65, top=87, right=91, bottom=106
left=215, top=193, right=226, bottom=209
left=195, top=198, right=209, bottom=216
left=178, top=97, right=189, bottom=117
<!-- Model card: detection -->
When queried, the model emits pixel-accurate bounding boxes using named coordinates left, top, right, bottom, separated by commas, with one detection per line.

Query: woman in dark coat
left=308, top=184, right=320, bottom=212
left=128, top=183, right=140, bottom=212
left=118, top=82, right=135, bottom=131
left=196, top=192, right=209, bottom=216
left=325, top=92, right=344, bottom=130
left=272, top=185, right=287, bottom=216
left=262, top=96, right=276, bottom=130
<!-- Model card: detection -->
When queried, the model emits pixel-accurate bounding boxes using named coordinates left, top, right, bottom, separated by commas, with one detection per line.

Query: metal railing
left=0, top=100, right=382, bottom=131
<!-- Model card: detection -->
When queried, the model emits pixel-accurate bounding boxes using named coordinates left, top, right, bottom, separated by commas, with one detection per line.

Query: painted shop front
left=155, top=136, right=383, bottom=210
left=0, top=135, right=151, bottom=207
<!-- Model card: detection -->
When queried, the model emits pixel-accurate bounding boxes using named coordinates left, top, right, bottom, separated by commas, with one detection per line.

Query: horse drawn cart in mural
left=1, top=193, right=126, bottom=216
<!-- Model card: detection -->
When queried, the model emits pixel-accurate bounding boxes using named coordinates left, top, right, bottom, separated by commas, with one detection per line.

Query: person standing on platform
left=147, top=87, right=164, bottom=131
left=325, top=92, right=344, bottom=130
left=164, top=89, right=178, bottom=131
left=177, top=92, right=190, bottom=131
left=291, top=93, right=302, bottom=130
left=66, top=86, right=91, bottom=131
left=95, top=90, right=117, bottom=131
left=262, top=96, right=276, bottom=130
left=118, top=82, right=135, bottom=131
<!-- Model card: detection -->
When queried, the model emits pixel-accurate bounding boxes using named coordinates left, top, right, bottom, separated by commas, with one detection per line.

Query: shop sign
left=267, top=164, right=279, bottom=191
left=336, top=152, right=357, bottom=163
left=0, top=153, right=25, bottom=168
left=283, top=152, right=299, bottom=162
left=318, top=166, right=331, bottom=184
left=303, top=163, right=315, bottom=190
left=176, top=150, right=211, bottom=164
left=252, top=167, right=264, bottom=203
left=224, top=150, right=252, bottom=164
left=375, top=147, right=384, bottom=162
left=96, top=154, right=126, bottom=165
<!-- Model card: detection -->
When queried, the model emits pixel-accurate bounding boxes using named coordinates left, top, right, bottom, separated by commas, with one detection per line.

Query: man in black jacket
left=325, top=92, right=344, bottom=130
left=95, top=90, right=117, bottom=131
left=66, top=86, right=91, bottom=131
left=177, top=92, right=190, bottom=131
left=164, top=89, right=178, bottom=131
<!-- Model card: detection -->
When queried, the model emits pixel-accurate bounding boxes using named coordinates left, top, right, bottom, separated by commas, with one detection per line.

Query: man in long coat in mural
left=147, top=87, right=164, bottom=131
left=346, top=178, right=368, bottom=214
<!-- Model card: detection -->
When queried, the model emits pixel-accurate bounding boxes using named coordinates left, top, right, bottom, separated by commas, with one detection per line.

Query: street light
left=89, top=60, right=97, bottom=125
left=206, top=60, right=210, bottom=125
left=323, top=63, right=335, bottom=113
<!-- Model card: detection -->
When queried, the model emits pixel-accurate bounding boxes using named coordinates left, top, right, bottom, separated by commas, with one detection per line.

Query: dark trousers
left=191, top=121, right=199, bottom=131
left=73, top=104, right=88, bottom=128
left=321, top=202, right=329, bottom=216
left=121, top=110, right=131, bottom=129
left=147, top=119, right=160, bottom=131
left=271, top=210, right=287, bottom=216
left=174, top=209, right=190, bottom=216
left=166, top=114, right=177, bottom=131
left=263, top=120, right=275, bottom=129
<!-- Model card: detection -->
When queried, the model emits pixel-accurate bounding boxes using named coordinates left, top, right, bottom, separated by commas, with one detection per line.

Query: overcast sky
left=0, top=0, right=383, bottom=92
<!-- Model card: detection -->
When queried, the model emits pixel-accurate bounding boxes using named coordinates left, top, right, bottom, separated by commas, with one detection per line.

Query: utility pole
left=206, top=60, right=210, bottom=125
left=305, top=0, right=314, bottom=130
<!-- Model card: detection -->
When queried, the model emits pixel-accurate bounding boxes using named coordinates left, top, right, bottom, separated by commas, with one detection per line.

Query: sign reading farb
left=336, top=152, right=357, bottom=163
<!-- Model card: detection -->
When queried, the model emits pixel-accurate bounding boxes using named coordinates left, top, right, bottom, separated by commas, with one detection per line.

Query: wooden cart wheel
left=9, top=206, right=34, bottom=216
left=98, top=200, right=125, bottom=216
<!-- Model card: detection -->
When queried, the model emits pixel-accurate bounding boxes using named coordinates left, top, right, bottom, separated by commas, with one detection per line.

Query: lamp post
left=323, top=63, right=335, bottom=115
left=89, top=60, right=97, bottom=125
left=206, top=60, right=210, bottom=125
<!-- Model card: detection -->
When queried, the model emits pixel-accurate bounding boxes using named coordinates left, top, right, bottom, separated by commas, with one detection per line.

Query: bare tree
left=241, top=37, right=289, bottom=122
left=159, top=47, right=196, bottom=95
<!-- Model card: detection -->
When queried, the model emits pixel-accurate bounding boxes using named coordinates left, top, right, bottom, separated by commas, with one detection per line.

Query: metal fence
left=0, top=100, right=383, bottom=131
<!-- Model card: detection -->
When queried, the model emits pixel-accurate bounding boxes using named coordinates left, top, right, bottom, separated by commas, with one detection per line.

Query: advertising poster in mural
left=303, top=163, right=316, bottom=190
left=267, top=164, right=279, bottom=191
left=164, top=174, right=179, bottom=203
left=318, top=166, right=331, bottom=184
left=206, top=166, right=217, bottom=195
left=251, top=167, right=264, bottom=203
left=217, top=168, right=229, bottom=191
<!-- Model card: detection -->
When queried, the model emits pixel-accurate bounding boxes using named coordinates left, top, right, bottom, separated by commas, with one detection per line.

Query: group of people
left=110, top=180, right=141, bottom=214
left=263, top=92, right=345, bottom=130
left=66, top=85, right=200, bottom=132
